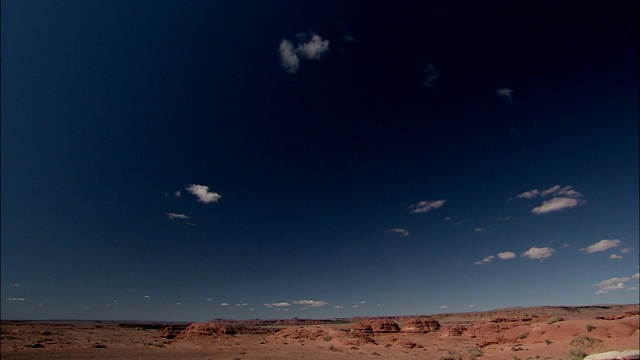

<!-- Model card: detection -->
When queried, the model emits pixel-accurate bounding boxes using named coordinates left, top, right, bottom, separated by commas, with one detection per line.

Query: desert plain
left=1, top=304, right=638, bottom=360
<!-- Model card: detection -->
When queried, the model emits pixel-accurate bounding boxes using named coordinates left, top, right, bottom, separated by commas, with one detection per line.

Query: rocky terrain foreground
left=1, top=304, right=638, bottom=359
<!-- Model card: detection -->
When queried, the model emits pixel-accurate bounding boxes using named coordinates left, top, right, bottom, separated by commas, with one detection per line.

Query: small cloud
left=279, top=39, right=299, bottom=74
left=264, top=302, right=291, bottom=308
left=422, top=64, right=440, bottom=89
left=248, top=308, right=254, bottom=311
left=521, top=246, right=554, bottom=260
left=186, top=222, right=196, bottom=226
left=390, top=228, right=410, bottom=236
left=469, top=304, right=475, bottom=308
left=297, top=34, right=330, bottom=60
left=531, top=197, right=582, bottom=214
left=561, top=243, right=572, bottom=248
left=595, top=273, right=640, bottom=294
left=474, top=227, right=487, bottom=233
left=440, top=305, right=448, bottom=309
left=143, top=295, right=151, bottom=298
left=7, top=298, right=25, bottom=301
left=360, top=301, right=366, bottom=304
left=293, top=300, right=327, bottom=307
left=352, top=305, right=358, bottom=308
left=620, top=247, right=632, bottom=254
left=497, top=251, right=516, bottom=260
left=186, top=184, right=221, bottom=204
left=580, top=239, right=622, bottom=253
left=174, top=191, right=181, bottom=197
left=409, top=199, right=446, bottom=214
left=220, top=303, right=230, bottom=306
left=9, top=283, right=20, bottom=287
left=496, top=87, right=514, bottom=103
left=497, top=216, right=511, bottom=221
left=334, top=305, right=344, bottom=309
left=176, top=302, right=183, bottom=305
left=235, top=303, right=248, bottom=307
left=513, top=185, right=585, bottom=214
left=279, top=33, right=330, bottom=74
left=207, top=298, right=213, bottom=301
left=474, top=255, right=495, bottom=265
left=166, top=212, right=190, bottom=220
left=609, top=254, right=623, bottom=259
left=444, top=216, right=452, bottom=221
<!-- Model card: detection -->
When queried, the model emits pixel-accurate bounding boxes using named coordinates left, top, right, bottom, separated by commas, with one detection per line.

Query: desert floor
left=2, top=304, right=638, bottom=359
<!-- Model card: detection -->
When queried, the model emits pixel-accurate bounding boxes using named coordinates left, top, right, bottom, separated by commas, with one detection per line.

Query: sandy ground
left=2, top=304, right=638, bottom=359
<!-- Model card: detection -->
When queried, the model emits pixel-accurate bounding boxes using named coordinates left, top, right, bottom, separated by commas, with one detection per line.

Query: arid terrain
left=2, top=304, right=638, bottom=359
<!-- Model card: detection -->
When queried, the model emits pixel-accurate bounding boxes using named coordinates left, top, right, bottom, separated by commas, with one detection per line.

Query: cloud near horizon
left=409, top=199, right=446, bottom=214
left=594, top=273, right=640, bottom=294
left=497, top=251, right=516, bottom=260
left=496, top=87, right=514, bottom=102
left=264, top=302, right=291, bottom=308
left=186, top=184, right=221, bottom=204
left=474, top=255, right=495, bottom=265
left=521, top=246, right=554, bottom=260
left=580, top=239, right=621, bottom=253
left=293, top=299, right=327, bottom=307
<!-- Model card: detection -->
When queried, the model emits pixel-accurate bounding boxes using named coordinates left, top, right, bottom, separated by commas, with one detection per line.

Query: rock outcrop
left=350, top=319, right=400, bottom=334
left=584, top=350, right=640, bottom=360
left=175, top=322, right=236, bottom=340
left=272, top=325, right=376, bottom=346
left=402, top=317, right=441, bottom=333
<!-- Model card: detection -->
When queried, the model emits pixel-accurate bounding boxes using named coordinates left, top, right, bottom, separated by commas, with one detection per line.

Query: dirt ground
left=2, top=304, right=638, bottom=359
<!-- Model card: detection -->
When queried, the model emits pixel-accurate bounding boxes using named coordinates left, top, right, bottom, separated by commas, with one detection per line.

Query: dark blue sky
left=2, top=0, right=638, bottom=321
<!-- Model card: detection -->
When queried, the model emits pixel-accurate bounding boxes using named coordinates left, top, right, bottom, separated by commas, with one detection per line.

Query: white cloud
left=9, top=283, right=20, bottom=287
left=409, top=199, right=446, bottom=214
left=279, top=33, right=330, bottom=74
left=580, top=239, right=622, bottom=253
left=174, top=191, right=181, bottom=197
left=293, top=299, right=327, bottom=307
left=144, top=295, right=151, bottom=298
left=207, top=298, right=213, bottom=301
left=469, top=304, right=475, bottom=308
left=609, top=254, right=623, bottom=260
left=540, top=185, right=561, bottom=197
left=248, top=308, right=254, bottom=311
left=595, top=273, right=640, bottom=294
left=474, top=255, right=495, bottom=265
left=516, top=189, right=540, bottom=199
left=497, top=216, right=511, bottom=221
left=440, top=305, right=448, bottom=309
left=220, top=303, right=230, bottom=306
left=334, top=305, right=344, bottom=309
left=297, top=34, right=330, bottom=59
left=166, top=212, right=190, bottom=220
left=279, top=39, right=299, bottom=74
left=186, top=184, right=221, bottom=204
left=497, top=251, right=516, bottom=260
left=264, top=302, right=291, bottom=308
left=496, top=87, right=514, bottom=102
left=521, top=246, right=555, bottom=260
left=352, top=305, right=358, bottom=308
left=422, top=64, right=440, bottom=89
left=474, top=227, right=487, bottom=233
left=7, top=298, right=25, bottom=301
left=620, top=247, right=632, bottom=254
left=514, top=185, right=585, bottom=214
left=390, top=228, right=410, bottom=236
left=531, top=197, right=581, bottom=215
left=360, top=301, right=366, bottom=304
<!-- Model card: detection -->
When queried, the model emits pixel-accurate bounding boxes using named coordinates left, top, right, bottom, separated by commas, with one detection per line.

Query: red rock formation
left=175, top=322, right=236, bottom=340
left=439, top=325, right=467, bottom=337
left=402, top=317, right=441, bottom=333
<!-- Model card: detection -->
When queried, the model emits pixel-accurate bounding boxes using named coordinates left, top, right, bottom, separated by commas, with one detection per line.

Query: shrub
left=322, top=335, right=332, bottom=342
left=329, top=345, right=336, bottom=351
left=547, top=316, right=560, bottom=324
left=469, top=346, right=483, bottom=358
left=517, top=333, right=528, bottom=339
left=567, top=348, right=587, bottom=360
left=384, top=343, right=392, bottom=348
left=584, top=324, right=596, bottom=332
left=545, top=339, right=552, bottom=345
